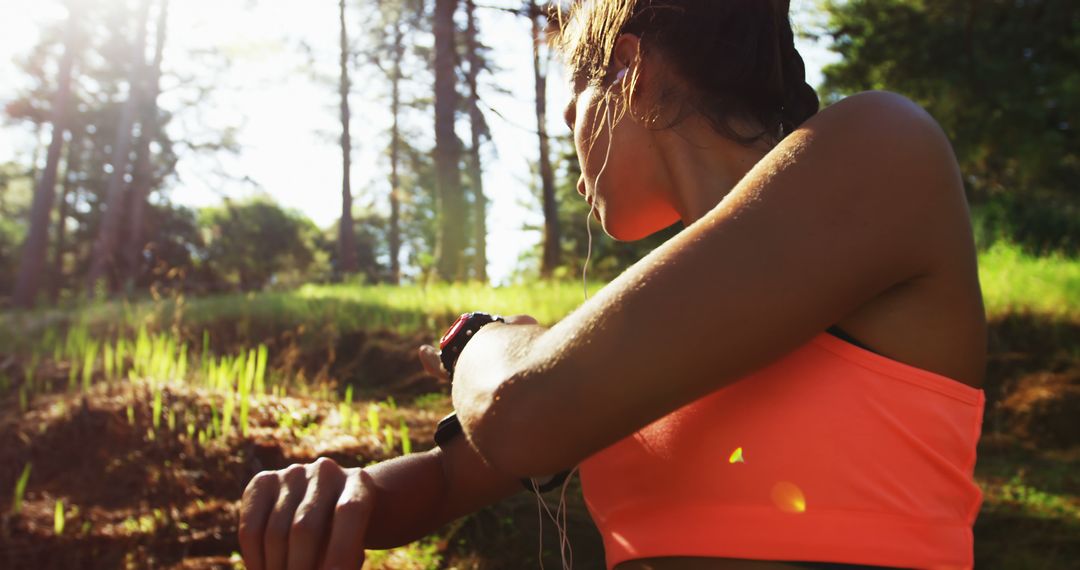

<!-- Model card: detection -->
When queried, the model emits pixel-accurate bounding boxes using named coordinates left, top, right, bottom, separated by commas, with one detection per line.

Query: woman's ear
left=611, top=33, right=641, bottom=78
left=610, top=34, right=648, bottom=124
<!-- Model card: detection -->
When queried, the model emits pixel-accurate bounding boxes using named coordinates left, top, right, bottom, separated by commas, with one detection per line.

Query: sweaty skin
left=449, top=33, right=986, bottom=570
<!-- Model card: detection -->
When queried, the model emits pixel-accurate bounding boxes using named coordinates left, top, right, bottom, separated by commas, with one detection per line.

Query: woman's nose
left=577, top=175, right=586, bottom=196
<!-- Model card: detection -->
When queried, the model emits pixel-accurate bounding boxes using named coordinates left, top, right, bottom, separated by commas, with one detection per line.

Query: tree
left=820, top=0, right=1080, bottom=253
left=86, top=0, right=154, bottom=295
left=361, top=0, right=428, bottom=285
left=433, top=0, right=467, bottom=281
left=5, top=0, right=229, bottom=302
left=51, top=123, right=84, bottom=303
left=463, top=0, right=492, bottom=283
left=123, top=0, right=171, bottom=293
left=199, top=198, right=320, bottom=292
left=338, top=0, right=359, bottom=276
left=12, top=0, right=81, bottom=308
left=514, top=135, right=680, bottom=284
left=529, top=0, right=560, bottom=278
left=0, top=162, right=34, bottom=298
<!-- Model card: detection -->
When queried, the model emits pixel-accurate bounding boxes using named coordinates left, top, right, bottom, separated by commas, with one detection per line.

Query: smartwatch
left=438, top=311, right=505, bottom=381
left=434, top=411, right=572, bottom=493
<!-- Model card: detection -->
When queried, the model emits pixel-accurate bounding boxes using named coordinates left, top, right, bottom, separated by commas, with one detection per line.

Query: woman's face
left=564, top=69, right=681, bottom=241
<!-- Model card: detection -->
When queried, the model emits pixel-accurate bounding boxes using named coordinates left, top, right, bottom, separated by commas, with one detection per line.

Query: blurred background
left=0, top=0, right=1077, bottom=568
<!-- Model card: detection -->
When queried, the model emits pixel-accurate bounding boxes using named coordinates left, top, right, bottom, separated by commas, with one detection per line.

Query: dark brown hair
left=550, top=0, right=820, bottom=145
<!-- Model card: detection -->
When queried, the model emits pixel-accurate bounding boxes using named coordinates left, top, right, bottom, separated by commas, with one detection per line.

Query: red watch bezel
left=440, top=313, right=470, bottom=350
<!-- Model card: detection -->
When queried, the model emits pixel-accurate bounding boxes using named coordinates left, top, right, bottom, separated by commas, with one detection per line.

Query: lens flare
left=771, top=481, right=806, bottom=513
left=728, top=447, right=744, bottom=464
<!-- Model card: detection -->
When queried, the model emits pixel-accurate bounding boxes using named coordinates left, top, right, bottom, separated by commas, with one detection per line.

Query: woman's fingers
left=418, top=345, right=449, bottom=380
left=239, top=458, right=373, bottom=570
left=320, top=468, right=375, bottom=570
left=287, top=458, right=346, bottom=570
left=503, top=314, right=539, bottom=325
left=263, top=464, right=308, bottom=570
left=239, top=471, right=281, bottom=570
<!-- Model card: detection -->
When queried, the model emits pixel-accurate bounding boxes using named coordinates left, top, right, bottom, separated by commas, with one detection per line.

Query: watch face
left=440, top=313, right=471, bottom=350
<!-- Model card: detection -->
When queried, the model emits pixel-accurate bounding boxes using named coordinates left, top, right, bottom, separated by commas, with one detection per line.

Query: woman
left=238, top=1, right=987, bottom=569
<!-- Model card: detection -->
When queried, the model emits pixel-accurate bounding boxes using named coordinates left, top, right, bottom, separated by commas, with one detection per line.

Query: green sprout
left=55, top=499, right=65, bottom=535
left=13, top=463, right=31, bottom=516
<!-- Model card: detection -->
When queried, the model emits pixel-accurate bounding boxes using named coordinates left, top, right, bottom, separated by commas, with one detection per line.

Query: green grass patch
left=6, top=241, right=1075, bottom=352
left=979, top=240, right=1080, bottom=320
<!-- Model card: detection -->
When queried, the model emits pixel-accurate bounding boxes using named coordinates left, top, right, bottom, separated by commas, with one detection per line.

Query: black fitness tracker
left=433, top=312, right=571, bottom=492
left=438, top=311, right=506, bottom=381
left=434, top=411, right=463, bottom=447
left=434, top=411, right=572, bottom=493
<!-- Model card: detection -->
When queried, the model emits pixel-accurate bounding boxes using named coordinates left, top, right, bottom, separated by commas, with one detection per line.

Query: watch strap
left=433, top=411, right=573, bottom=493
left=434, top=411, right=463, bottom=447
left=438, top=312, right=506, bottom=381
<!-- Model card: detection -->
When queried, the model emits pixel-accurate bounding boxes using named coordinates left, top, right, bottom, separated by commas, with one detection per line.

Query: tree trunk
left=388, top=15, right=404, bottom=286
left=338, top=0, right=358, bottom=276
left=13, top=0, right=80, bottom=309
left=124, top=0, right=170, bottom=294
left=87, top=0, right=152, bottom=296
left=434, top=0, right=465, bottom=282
left=465, top=0, right=488, bottom=283
left=51, top=128, right=83, bottom=304
left=531, top=0, right=559, bottom=278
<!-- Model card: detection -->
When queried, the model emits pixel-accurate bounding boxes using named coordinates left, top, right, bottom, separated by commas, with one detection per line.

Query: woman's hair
left=550, top=0, right=820, bottom=145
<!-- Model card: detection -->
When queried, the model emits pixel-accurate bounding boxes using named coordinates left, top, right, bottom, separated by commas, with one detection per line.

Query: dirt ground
left=1, top=314, right=1078, bottom=569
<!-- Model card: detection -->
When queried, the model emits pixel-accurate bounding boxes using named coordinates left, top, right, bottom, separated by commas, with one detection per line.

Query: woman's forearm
left=361, top=449, right=450, bottom=550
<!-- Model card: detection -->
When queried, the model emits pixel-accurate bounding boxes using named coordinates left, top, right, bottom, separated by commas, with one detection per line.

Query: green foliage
left=400, top=420, right=412, bottom=455
left=324, top=206, right=394, bottom=284
left=820, top=0, right=1080, bottom=253
left=54, top=499, right=65, bottom=535
left=13, top=463, right=31, bottom=516
left=199, top=197, right=327, bottom=292
left=972, top=193, right=1080, bottom=256
left=0, top=161, right=32, bottom=297
left=137, top=203, right=206, bottom=293
left=978, top=240, right=1080, bottom=319
left=367, top=402, right=381, bottom=436
left=363, top=534, right=444, bottom=570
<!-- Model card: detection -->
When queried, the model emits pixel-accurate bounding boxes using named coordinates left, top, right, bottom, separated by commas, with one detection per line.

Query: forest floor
left=0, top=311, right=1078, bottom=569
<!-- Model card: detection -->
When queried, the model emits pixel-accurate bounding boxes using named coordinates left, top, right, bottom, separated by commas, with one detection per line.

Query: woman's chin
left=605, top=220, right=655, bottom=242
left=604, top=209, right=680, bottom=242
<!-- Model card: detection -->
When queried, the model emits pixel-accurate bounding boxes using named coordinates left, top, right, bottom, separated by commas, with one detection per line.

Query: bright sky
left=0, top=0, right=838, bottom=286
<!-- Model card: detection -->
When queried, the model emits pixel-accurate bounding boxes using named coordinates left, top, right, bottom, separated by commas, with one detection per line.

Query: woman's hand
left=417, top=314, right=540, bottom=381
left=239, top=457, right=375, bottom=570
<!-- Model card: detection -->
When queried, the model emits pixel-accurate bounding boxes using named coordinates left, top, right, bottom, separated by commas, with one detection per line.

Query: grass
left=12, top=463, right=31, bottom=516
left=2, top=241, right=1074, bottom=357
left=978, top=240, right=1080, bottom=319
left=0, top=240, right=1076, bottom=568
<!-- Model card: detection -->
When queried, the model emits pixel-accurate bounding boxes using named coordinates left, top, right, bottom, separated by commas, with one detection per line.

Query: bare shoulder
left=795, top=90, right=962, bottom=185
left=757, top=90, right=969, bottom=248
left=809, top=90, right=944, bottom=137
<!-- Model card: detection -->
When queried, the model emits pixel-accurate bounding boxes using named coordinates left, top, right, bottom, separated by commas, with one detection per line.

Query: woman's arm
left=453, top=91, right=968, bottom=478
left=358, top=433, right=525, bottom=550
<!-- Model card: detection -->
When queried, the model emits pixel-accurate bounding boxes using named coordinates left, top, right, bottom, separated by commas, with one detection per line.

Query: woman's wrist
left=360, top=451, right=449, bottom=550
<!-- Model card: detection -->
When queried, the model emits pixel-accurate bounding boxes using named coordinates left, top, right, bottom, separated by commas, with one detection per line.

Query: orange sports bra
left=578, top=328, right=985, bottom=570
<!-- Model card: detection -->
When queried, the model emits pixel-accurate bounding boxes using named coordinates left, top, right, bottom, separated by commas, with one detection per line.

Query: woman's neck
left=654, top=118, right=773, bottom=225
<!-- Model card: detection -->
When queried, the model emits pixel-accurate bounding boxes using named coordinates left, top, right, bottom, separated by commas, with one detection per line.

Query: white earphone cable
left=534, top=86, right=618, bottom=570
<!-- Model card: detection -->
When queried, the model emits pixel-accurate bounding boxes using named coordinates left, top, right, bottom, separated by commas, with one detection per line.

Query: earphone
left=527, top=76, right=619, bottom=570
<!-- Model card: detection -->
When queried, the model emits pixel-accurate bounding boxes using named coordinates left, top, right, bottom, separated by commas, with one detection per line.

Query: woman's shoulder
left=785, top=89, right=964, bottom=203
left=811, top=90, right=940, bottom=131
